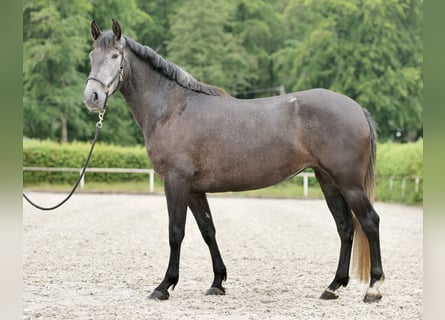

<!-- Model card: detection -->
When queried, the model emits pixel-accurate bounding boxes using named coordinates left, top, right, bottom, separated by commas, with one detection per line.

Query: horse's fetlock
left=217, top=267, right=227, bottom=281
left=370, top=268, right=384, bottom=285
left=169, top=276, right=179, bottom=290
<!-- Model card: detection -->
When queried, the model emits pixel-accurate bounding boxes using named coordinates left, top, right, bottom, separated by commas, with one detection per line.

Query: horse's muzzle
left=83, top=84, right=106, bottom=112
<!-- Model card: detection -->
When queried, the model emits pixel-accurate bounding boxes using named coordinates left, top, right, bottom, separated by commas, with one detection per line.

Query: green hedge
left=23, top=140, right=151, bottom=184
left=374, top=139, right=423, bottom=204
left=376, top=139, right=423, bottom=177
left=23, top=139, right=423, bottom=204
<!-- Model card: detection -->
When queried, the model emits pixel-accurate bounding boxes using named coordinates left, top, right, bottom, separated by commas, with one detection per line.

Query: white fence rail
left=23, top=167, right=315, bottom=196
left=385, top=175, right=422, bottom=195
left=22, top=167, right=421, bottom=197
left=23, top=167, right=155, bottom=192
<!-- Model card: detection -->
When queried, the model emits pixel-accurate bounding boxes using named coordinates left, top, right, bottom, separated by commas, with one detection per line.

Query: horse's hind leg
left=188, top=193, right=227, bottom=295
left=341, top=186, right=384, bottom=302
left=315, top=169, right=354, bottom=300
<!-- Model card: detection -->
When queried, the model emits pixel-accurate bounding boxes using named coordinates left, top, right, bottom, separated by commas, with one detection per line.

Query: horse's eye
left=112, top=54, right=119, bottom=59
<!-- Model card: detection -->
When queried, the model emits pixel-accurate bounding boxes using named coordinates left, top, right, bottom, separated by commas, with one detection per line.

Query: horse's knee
left=169, top=225, right=185, bottom=247
left=337, top=219, right=354, bottom=242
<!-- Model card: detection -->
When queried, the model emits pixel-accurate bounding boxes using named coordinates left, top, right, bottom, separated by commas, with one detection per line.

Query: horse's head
left=83, top=19, right=126, bottom=112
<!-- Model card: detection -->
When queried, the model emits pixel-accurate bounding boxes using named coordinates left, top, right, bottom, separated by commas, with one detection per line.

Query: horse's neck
left=120, top=52, right=184, bottom=139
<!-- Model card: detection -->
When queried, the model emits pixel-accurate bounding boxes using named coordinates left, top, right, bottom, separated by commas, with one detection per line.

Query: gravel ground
left=23, top=193, right=422, bottom=319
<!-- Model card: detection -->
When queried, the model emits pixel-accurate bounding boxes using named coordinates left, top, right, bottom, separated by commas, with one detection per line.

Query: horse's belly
left=192, top=169, right=299, bottom=193
left=191, top=149, right=310, bottom=193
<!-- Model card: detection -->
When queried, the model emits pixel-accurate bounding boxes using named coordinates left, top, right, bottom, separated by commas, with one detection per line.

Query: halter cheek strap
left=87, top=54, right=125, bottom=106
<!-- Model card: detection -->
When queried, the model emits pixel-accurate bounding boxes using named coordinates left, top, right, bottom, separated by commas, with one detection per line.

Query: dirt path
left=23, top=193, right=422, bottom=319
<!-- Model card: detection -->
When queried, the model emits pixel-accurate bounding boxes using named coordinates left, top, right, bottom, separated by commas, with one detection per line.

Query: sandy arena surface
left=23, top=193, right=422, bottom=319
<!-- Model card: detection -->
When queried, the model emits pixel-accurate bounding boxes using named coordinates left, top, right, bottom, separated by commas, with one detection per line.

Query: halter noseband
left=87, top=53, right=125, bottom=106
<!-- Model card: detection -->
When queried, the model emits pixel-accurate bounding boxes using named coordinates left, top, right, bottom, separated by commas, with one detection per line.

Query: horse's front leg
left=148, top=172, right=190, bottom=300
left=188, top=193, right=227, bottom=295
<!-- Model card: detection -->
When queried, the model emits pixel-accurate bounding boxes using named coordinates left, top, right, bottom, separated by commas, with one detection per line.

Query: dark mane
left=95, top=31, right=226, bottom=96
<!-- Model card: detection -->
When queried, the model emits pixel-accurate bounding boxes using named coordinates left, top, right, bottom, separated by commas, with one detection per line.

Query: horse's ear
left=112, top=18, right=122, bottom=40
left=91, top=20, right=101, bottom=40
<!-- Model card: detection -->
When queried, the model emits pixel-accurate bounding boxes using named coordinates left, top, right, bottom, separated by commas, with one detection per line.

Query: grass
left=23, top=176, right=325, bottom=199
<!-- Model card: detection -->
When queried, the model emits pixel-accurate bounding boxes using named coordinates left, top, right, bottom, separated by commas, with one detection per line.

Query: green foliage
left=376, top=139, right=423, bottom=177
left=23, top=139, right=150, bottom=184
left=273, top=0, right=423, bottom=140
left=134, top=0, right=182, bottom=55
left=23, top=0, right=93, bottom=141
left=167, top=0, right=257, bottom=93
left=23, top=0, right=150, bottom=145
left=375, top=139, right=423, bottom=204
left=232, top=0, right=284, bottom=96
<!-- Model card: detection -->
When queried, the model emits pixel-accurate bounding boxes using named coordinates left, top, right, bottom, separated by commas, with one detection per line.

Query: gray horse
left=83, top=19, right=384, bottom=303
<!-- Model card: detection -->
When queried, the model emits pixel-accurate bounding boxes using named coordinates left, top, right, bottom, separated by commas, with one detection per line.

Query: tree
left=23, top=0, right=92, bottom=142
left=89, top=0, right=153, bottom=40
left=135, top=0, right=182, bottom=55
left=273, top=0, right=423, bottom=141
left=23, top=0, right=151, bottom=144
left=233, top=0, right=285, bottom=97
left=166, top=0, right=257, bottom=94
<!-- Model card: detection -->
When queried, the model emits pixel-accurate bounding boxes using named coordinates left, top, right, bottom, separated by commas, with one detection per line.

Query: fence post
left=149, top=170, right=154, bottom=193
left=303, top=174, right=309, bottom=197
left=401, top=177, right=406, bottom=198
left=79, top=170, right=85, bottom=189
left=415, top=176, right=420, bottom=193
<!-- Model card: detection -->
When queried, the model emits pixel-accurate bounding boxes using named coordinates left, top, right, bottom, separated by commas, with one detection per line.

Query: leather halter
left=87, top=53, right=125, bottom=107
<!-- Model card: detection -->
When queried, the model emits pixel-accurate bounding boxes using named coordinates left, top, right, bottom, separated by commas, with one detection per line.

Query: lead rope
left=23, top=110, right=106, bottom=211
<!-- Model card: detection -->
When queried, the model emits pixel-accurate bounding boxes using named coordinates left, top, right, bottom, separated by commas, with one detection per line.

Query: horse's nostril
left=93, top=92, right=99, bottom=101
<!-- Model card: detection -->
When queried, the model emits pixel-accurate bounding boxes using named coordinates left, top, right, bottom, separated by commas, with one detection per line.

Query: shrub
left=23, top=140, right=151, bottom=184
left=375, top=139, right=423, bottom=204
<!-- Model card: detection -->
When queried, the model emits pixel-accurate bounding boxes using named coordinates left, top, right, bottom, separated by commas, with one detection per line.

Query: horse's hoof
left=363, top=292, right=382, bottom=303
left=206, top=287, right=225, bottom=296
left=319, top=289, right=339, bottom=300
left=363, top=283, right=382, bottom=303
left=148, top=289, right=169, bottom=300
